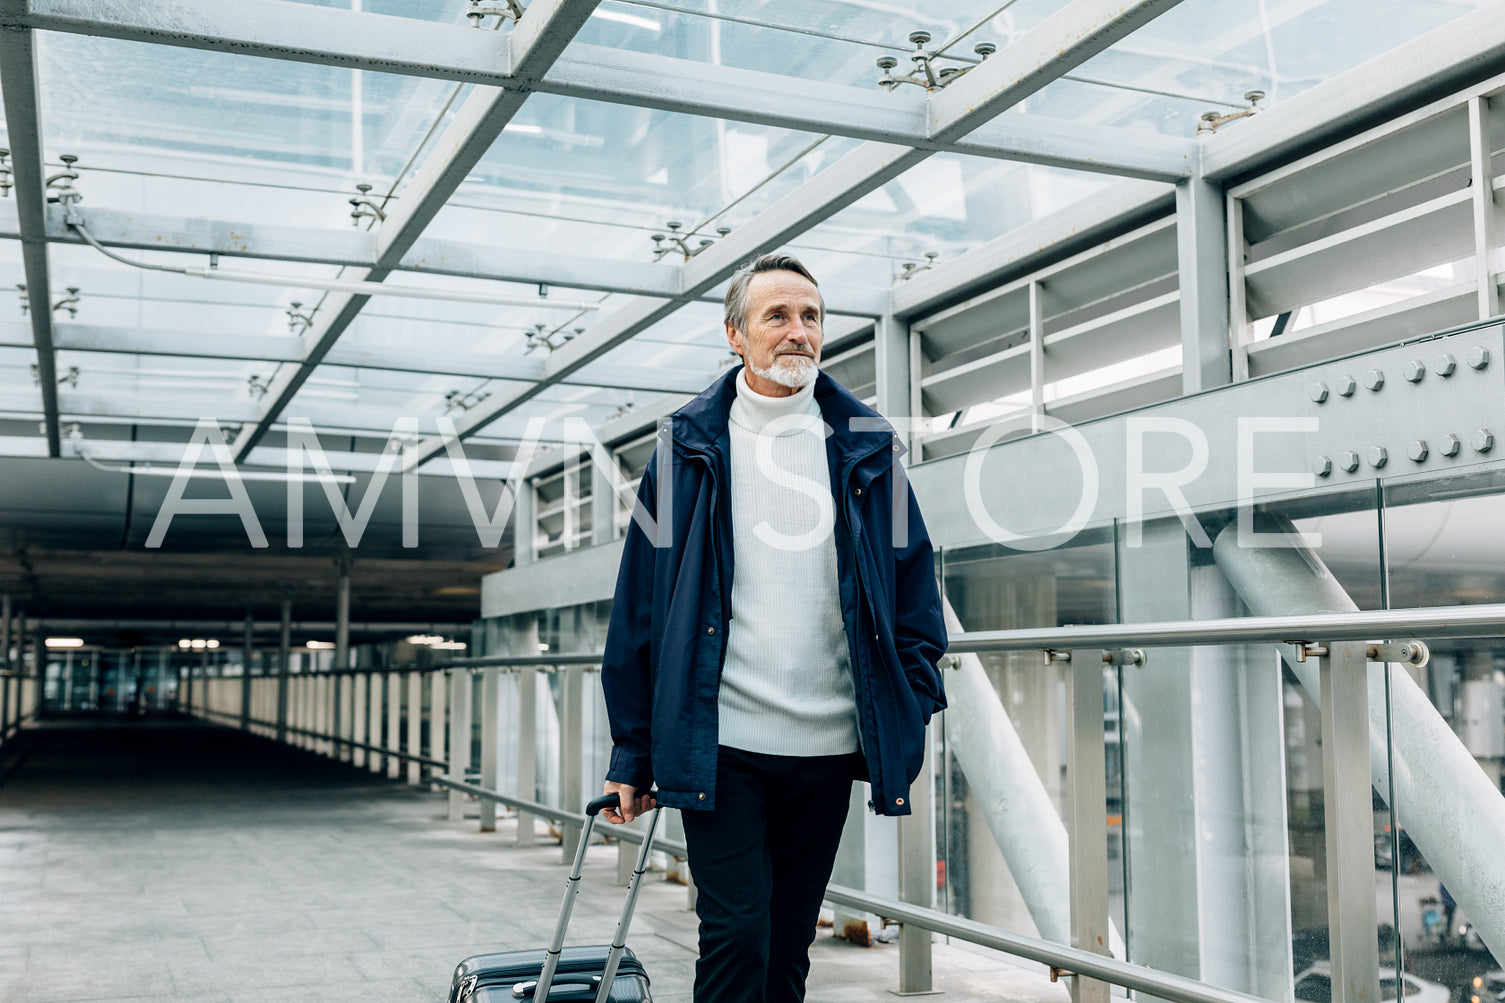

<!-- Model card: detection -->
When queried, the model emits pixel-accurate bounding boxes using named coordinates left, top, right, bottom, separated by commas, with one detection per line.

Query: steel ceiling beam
left=230, top=0, right=603, bottom=462
left=3, top=0, right=1196, bottom=181
left=0, top=321, right=717, bottom=394
left=400, top=0, right=1187, bottom=469
left=0, top=8, right=61, bottom=456
left=5, top=203, right=885, bottom=316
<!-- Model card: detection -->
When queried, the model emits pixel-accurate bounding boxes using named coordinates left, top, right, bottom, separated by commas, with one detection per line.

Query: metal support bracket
left=1101, top=648, right=1146, bottom=667
left=1365, top=640, right=1429, bottom=667
left=1043, top=648, right=1072, bottom=665
left=1291, top=642, right=1329, bottom=662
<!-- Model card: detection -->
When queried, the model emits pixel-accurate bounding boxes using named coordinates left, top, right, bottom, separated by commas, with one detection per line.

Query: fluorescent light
left=178, top=639, right=191, bottom=649
left=191, top=639, right=207, bottom=650
left=431, top=641, right=468, bottom=650
left=503, top=123, right=543, bottom=135
left=592, top=8, right=661, bottom=31
left=45, top=637, right=84, bottom=648
left=206, top=639, right=220, bottom=649
left=538, top=643, right=550, bottom=652
left=406, top=634, right=444, bottom=646
left=306, top=640, right=335, bottom=650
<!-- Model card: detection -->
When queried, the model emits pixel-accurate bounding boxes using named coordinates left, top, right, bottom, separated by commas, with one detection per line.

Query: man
left=599, top=251, right=948, bottom=1003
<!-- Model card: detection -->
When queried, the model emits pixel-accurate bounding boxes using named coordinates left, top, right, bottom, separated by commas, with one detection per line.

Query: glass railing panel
left=1380, top=472, right=1505, bottom=996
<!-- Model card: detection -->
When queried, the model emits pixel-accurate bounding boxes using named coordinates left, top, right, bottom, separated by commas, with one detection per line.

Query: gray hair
left=723, top=252, right=824, bottom=332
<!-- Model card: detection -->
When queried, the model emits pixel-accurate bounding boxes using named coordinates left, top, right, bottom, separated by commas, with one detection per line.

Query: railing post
left=897, top=716, right=936, bottom=994
left=370, top=672, right=384, bottom=775
left=276, top=594, right=291, bottom=743
left=1319, top=641, right=1380, bottom=1003
left=517, top=665, right=537, bottom=846
left=559, top=662, right=584, bottom=864
left=387, top=670, right=402, bottom=778
left=352, top=672, right=367, bottom=769
left=407, top=670, right=422, bottom=784
left=1068, top=650, right=1111, bottom=1003
left=449, top=668, right=471, bottom=821
left=241, top=609, right=253, bottom=731
left=480, top=666, right=500, bottom=832
left=429, top=667, right=446, bottom=789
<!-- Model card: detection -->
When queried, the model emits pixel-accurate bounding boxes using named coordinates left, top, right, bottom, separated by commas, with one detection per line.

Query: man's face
left=725, top=269, right=823, bottom=397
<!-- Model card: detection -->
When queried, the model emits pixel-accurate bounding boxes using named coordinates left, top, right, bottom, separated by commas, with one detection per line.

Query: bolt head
left=973, top=41, right=997, bottom=57
left=1435, top=353, right=1457, bottom=377
left=876, top=55, right=898, bottom=70
left=1440, top=433, right=1462, bottom=457
left=1468, top=346, right=1491, bottom=370
left=1336, top=375, right=1357, bottom=397
left=908, top=29, right=932, bottom=46
left=1368, top=446, right=1389, bottom=468
left=1339, top=450, right=1361, bottom=473
left=1310, top=382, right=1329, bottom=403
left=1404, top=360, right=1426, bottom=382
left=1363, top=368, right=1385, bottom=391
left=1313, top=455, right=1333, bottom=477
left=1472, top=428, right=1495, bottom=453
left=1407, top=440, right=1429, bottom=462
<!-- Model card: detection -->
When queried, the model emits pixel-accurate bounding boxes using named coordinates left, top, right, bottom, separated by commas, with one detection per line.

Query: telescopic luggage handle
left=533, top=791, right=662, bottom=1003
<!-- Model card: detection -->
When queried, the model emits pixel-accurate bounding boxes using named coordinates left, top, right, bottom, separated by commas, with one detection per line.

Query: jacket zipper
left=843, top=438, right=897, bottom=811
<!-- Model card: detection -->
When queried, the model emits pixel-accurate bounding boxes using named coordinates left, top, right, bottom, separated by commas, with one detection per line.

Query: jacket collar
left=669, top=364, right=901, bottom=465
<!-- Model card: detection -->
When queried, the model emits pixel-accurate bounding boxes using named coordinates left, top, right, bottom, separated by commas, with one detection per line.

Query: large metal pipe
left=940, top=599, right=1125, bottom=955
left=1213, top=516, right=1505, bottom=966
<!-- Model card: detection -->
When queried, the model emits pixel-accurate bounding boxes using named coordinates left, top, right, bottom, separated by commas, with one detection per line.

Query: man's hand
left=602, top=780, right=657, bottom=824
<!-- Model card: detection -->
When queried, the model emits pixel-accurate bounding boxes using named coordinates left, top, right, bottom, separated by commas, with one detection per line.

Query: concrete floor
left=0, top=721, right=1068, bottom=1003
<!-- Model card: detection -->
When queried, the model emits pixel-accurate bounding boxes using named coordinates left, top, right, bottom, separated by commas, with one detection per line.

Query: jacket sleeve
left=600, top=452, right=659, bottom=791
left=893, top=482, right=948, bottom=722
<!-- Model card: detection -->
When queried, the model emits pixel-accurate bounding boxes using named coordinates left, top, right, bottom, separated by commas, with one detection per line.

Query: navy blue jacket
left=600, top=367, right=947, bottom=817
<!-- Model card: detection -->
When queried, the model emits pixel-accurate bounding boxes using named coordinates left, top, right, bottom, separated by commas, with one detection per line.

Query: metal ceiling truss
left=228, top=0, right=604, bottom=462
left=0, top=321, right=717, bottom=395
left=0, top=203, right=888, bottom=318
left=398, top=0, right=1193, bottom=470
left=0, top=0, right=1196, bottom=183
left=0, top=3, right=61, bottom=456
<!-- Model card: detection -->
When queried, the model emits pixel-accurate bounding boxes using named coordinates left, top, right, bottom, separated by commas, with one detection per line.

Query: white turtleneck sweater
left=716, top=370, right=860, bottom=757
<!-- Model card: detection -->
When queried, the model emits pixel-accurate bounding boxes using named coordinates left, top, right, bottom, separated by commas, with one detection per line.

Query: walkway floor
left=0, top=721, right=1068, bottom=1003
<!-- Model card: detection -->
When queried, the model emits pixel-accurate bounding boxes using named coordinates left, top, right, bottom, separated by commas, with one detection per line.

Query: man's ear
left=724, top=320, right=744, bottom=356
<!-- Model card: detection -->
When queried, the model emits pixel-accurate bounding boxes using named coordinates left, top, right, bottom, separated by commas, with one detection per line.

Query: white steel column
left=1319, top=641, right=1381, bottom=1003
left=1226, top=193, right=1252, bottom=381
left=369, top=672, right=384, bottom=774
left=334, top=554, right=350, bottom=757
left=448, top=668, right=471, bottom=821
left=1029, top=281, right=1046, bottom=414
left=407, top=671, right=423, bottom=784
left=1470, top=95, right=1499, bottom=320
left=2, top=594, right=10, bottom=675
left=1176, top=177, right=1231, bottom=394
left=480, top=667, right=501, bottom=832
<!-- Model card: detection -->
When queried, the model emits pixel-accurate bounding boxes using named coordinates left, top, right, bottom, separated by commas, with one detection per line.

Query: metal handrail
left=197, top=709, right=449, bottom=769
left=948, top=601, right=1505, bottom=654
left=430, top=774, right=1265, bottom=1003
left=207, top=603, right=1505, bottom=683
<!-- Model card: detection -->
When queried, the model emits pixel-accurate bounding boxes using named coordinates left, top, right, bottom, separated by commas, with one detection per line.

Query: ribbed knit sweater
left=716, top=370, right=860, bottom=757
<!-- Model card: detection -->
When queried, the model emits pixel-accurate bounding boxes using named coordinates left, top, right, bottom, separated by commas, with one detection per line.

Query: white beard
left=750, top=353, right=817, bottom=389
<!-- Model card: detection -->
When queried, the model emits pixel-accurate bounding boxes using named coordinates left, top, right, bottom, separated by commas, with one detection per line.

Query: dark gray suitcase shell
left=448, top=793, right=660, bottom=1003
left=450, top=945, right=650, bottom=1002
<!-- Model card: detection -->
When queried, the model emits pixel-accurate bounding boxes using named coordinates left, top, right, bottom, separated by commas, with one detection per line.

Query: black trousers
left=680, top=745, right=858, bottom=1003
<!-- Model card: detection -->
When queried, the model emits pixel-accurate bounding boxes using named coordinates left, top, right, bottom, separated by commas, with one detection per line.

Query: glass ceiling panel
left=448, top=94, right=853, bottom=262
left=1028, top=0, right=1501, bottom=137
left=789, top=154, right=1115, bottom=288
left=0, top=347, right=42, bottom=401
left=573, top=0, right=1012, bottom=89
left=35, top=32, right=461, bottom=221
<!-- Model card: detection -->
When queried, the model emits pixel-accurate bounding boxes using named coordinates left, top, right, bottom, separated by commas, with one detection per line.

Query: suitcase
left=449, top=792, right=661, bottom=1003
